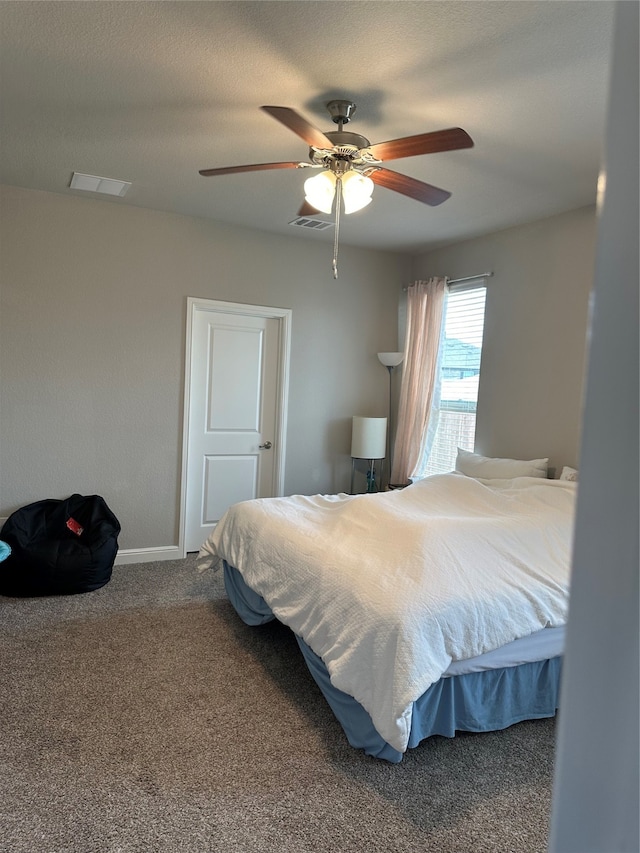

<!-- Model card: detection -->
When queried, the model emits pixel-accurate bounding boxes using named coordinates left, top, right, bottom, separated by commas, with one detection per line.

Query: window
left=414, top=283, right=487, bottom=477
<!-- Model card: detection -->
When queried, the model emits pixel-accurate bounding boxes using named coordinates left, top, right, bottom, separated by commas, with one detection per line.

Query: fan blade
left=261, top=106, right=334, bottom=149
left=370, top=168, right=451, bottom=206
left=199, top=161, right=301, bottom=177
left=368, top=127, right=473, bottom=161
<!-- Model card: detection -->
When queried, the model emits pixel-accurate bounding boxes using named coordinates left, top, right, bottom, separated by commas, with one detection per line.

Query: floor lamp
left=377, top=352, right=404, bottom=488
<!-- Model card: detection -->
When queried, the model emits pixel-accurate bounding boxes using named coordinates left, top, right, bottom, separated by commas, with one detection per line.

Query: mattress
left=443, top=625, right=564, bottom=676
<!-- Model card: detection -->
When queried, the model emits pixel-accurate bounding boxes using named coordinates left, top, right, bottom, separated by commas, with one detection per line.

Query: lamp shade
left=342, top=170, right=374, bottom=214
left=351, top=416, right=387, bottom=459
left=304, top=170, right=336, bottom=214
left=377, top=352, right=404, bottom=367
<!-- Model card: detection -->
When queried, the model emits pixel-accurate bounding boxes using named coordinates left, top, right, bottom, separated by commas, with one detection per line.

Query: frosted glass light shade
left=304, top=171, right=336, bottom=214
left=377, top=352, right=404, bottom=367
left=351, top=416, right=387, bottom=459
left=304, top=169, right=374, bottom=216
left=342, top=171, right=374, bottom=214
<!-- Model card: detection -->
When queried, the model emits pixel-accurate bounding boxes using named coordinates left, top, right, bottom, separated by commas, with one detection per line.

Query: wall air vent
left=288, top=217, right=334, bottom=231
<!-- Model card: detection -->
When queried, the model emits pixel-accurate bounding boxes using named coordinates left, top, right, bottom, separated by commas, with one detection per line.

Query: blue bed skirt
left=223, top=561, right=562, bottom=762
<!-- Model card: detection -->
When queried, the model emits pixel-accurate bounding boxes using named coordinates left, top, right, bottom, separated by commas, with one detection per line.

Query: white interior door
left=182, top=300, right=290, bottom=552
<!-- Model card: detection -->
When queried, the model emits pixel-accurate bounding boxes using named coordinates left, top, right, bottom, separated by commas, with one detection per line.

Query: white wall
left=549, top=2, right=639, bottom=850
left=411, top=206, right=597, bottom=474
left=0, top=186, right=410, bottom=550
left=0, top=182, right=607, bottom=558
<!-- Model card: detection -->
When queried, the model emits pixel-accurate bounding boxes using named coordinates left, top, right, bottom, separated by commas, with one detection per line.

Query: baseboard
left=115, top=546, right=185, bottom=565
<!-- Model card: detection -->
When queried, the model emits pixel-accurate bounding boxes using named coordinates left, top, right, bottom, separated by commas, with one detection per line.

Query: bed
left=197, top=469, right=576, bottom=762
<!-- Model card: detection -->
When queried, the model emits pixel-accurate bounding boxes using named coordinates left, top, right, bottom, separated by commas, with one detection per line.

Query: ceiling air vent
left=288, top=217, right=334, bottom=231
left=70, top=172, right=131, bottom=196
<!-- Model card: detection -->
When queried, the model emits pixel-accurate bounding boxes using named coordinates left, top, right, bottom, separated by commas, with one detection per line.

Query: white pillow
left=455, top=448, right=549, bottom=479
left=560, top=465, right=579, bottom=481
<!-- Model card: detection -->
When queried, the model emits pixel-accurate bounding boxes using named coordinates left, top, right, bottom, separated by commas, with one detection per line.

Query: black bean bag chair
left=0, top=494, right=120, bottom=597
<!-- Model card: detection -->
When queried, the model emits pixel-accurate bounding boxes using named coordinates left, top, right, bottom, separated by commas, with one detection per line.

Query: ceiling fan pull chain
left=332, top=178, right=342, bottom=279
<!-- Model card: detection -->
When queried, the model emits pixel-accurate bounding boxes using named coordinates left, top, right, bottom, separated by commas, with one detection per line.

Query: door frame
left=178, top=297, right=292, bottom=556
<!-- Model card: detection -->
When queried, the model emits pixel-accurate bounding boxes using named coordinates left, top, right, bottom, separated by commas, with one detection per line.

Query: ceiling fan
left=199, top=100, right=474, bottom=277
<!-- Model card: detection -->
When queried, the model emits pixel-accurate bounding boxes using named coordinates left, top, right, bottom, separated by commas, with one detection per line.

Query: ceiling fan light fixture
left=304, top=170, right=336, bottom=214
left=342, top=170, right=374, bottom=214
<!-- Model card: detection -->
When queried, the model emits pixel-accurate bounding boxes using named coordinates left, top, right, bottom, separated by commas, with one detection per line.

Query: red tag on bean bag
left=66, top=517, right=83, bottom=536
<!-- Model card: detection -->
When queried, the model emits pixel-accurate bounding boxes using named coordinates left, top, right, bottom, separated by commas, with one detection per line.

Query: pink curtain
left=390, top=278, right=446, bottom=485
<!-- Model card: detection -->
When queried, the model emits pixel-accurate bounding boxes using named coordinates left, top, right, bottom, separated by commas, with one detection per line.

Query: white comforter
left=197, top=473, right=576, bottom=752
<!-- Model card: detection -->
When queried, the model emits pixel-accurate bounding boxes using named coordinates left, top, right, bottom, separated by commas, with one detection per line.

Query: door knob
left=259, top=440, right=272, bottom=450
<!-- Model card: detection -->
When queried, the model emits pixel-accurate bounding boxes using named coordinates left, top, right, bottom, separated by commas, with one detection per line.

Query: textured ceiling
left=0, top=1, right=614, bottom=252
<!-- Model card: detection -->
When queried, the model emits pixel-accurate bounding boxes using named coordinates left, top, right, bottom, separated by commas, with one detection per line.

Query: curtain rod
left=448, top=271, right=493, bottom=285
left=403, top=272, right=493, bottom=291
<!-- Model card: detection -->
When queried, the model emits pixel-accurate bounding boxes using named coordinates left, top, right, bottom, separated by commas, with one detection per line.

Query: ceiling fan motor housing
left=325, top=130, right=371, bottom=151
left=308, top=133, right=375, bottom=169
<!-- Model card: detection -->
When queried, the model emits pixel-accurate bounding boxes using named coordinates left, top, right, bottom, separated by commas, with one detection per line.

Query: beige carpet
left=0, top=556, right=556, bottom=852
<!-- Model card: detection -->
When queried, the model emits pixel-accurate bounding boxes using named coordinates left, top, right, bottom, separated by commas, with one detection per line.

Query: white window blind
left=415, top=283, right=487, bottom=477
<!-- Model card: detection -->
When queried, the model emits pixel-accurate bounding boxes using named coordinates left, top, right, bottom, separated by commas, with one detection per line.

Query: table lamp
left=350, top=416, right=387, bottom=493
